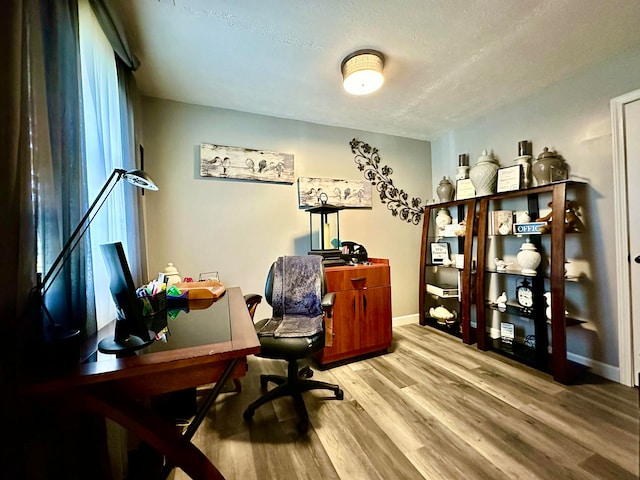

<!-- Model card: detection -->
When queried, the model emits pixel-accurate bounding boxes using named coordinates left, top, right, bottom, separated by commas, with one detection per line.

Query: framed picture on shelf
left=496, top=165, right=521, bottom=193
left=430, top=242, right=450, bottom=265
left=456, top=178, right=475, bottom=200
left=500, top=322, right=515, bottom=345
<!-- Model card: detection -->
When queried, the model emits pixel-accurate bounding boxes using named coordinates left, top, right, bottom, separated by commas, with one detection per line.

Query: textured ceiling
left=112, top=0, right=640, bottom=141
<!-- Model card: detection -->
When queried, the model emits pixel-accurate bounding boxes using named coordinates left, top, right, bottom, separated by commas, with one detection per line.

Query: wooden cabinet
left=474, top=180, right=585, bottom=384
left=419, top=199, right=477, bottom=345
left=317, top=259, right=392, bottom=365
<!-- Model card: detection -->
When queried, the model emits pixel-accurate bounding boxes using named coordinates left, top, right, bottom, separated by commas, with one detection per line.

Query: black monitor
left=98, top=242, right=153, bottom=354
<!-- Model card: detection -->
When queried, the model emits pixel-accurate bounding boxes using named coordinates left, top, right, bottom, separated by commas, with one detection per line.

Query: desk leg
left=76, top=385, right=225, bottom=480
left=159, top=357, right=241, bottom=478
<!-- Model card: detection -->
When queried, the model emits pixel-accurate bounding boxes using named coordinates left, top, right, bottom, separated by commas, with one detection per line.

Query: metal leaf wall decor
left=349, top=138, right=423, bottom=224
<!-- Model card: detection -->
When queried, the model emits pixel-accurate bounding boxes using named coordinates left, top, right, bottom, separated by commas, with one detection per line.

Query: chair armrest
left=244, top=294, right=263, bottom=320
left=321, top=292, right=336, bottom=316
left=321, top=292, right=336, bottom=348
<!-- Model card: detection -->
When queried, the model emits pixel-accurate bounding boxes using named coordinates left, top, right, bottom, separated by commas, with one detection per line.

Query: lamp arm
left=41, top=168, right=126, bottom=292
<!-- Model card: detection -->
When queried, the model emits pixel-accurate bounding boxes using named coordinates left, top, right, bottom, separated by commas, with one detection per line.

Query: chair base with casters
left=243, top=327, right=344, bottom=433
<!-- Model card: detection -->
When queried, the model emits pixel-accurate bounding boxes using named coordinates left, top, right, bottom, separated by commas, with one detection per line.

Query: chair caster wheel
left=296, top=419, right=309, bottom=434
left=243, top=408, right=254, bottom=422
left=335, top=388, right=344, bottom=400
left=299, top=366, right=313, bottom=379
left=260, top=377, right=269, bottom=390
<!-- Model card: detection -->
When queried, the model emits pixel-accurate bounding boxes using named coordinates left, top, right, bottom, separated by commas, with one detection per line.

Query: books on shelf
left=426, top=283, right=459, bottom=298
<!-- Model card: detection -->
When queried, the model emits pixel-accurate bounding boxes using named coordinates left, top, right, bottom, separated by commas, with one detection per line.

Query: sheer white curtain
left=79, top=0, right=130, bottom=329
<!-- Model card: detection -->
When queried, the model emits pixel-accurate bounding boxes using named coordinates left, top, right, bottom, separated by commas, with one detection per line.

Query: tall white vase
left=469, top=150, right=499, bottom=196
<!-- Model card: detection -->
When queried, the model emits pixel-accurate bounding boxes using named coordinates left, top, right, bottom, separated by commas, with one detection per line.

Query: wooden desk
left=21, top=286, right=260, bottom=480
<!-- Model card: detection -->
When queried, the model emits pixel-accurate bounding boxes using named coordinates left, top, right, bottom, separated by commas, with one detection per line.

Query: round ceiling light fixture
left=341, top=49, right=385, bottom=95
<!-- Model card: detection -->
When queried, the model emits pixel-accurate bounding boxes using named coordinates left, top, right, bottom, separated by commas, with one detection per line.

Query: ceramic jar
left=455, top=165, right=470, bottom=180
left=163, top=262, right=182, bottom=286
left=532, top=147, right=566, bottom=186
left=469, top=150, right=499, bottom=196
left=436, top=176, right=455, bottom=202
left=435, top=207, right=452, bottom=231
left=516, top=239, right=541, bottom=275
left=514, top=155, right=532, bottom=188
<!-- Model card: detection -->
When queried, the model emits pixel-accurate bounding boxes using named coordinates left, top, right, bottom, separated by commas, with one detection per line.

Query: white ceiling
left=112, top=0, right=640, bottom=141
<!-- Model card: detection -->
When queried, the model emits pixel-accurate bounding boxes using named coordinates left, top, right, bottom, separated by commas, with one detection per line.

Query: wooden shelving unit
left=474, top=180, right=585, bottom=384
left=419, top=180, right=586, bottom=384
left=419, top=198, right=477, bottom=345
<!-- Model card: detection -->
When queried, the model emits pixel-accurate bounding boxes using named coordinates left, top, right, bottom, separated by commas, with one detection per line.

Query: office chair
left=243, top=255, right=343, bottom=433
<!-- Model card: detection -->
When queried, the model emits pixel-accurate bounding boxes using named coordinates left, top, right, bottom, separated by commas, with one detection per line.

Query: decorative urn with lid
left=516, top=239, right=541, bottom=275
left=469, top=150, right=499, bottom=196
left=436, top=176, right=455, bottom=203
left=532, top=147, right=566, bottom=186
left=163, top=262, right=182, bottom=286
left=435, top=207, right=452, bottom=231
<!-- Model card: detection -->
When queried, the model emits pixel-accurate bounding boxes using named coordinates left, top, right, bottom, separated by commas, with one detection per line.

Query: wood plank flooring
left=170, top=324, right=639, bottom=480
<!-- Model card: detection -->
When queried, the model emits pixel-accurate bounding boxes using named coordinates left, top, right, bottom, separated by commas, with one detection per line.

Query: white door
left=626, top=99, right=640, bottom=386
left=612, top=90, right=640, bottom=386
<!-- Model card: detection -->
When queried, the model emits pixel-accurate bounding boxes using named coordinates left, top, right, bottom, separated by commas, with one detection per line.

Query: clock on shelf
left=516, top=278, right=534, bottom=312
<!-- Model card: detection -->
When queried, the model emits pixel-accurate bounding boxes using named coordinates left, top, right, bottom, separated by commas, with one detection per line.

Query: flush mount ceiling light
left=341, top=49, right=385, bottom=95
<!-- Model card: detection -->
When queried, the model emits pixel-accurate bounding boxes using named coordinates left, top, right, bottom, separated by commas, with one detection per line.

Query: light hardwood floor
left=170, top=324, right=639, bottom=480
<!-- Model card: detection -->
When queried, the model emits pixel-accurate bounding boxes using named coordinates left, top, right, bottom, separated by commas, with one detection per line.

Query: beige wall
left=431, top=48, right=640, bottom=379
left=141, top=98, right=431, bottom=323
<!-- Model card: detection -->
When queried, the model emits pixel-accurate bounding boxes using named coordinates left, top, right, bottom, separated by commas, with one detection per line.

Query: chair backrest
left=264, top=256, right=325, bottom=318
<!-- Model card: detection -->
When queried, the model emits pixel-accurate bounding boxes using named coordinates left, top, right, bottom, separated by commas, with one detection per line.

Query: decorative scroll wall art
left=297, top=177, right=372, bottom=208
left=349, top=138, right=424, bottom=224
left=200, top=143, right=294, bottom=184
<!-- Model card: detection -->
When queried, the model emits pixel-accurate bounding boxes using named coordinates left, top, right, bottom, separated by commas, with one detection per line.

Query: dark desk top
left=22, top=287, right=260, bottom=395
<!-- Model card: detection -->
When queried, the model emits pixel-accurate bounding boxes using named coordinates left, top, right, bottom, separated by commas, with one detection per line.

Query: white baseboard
left=393, top=314, right=419, bottom=327
left=567, top=352, right=619, bottom=383
left=487, top=327, right=620, bottom=382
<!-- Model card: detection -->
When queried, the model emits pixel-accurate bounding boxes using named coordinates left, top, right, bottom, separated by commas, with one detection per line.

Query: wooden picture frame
left=496, top=165, right=522, bottom=193
left=430, top=242, right=450, bottom=265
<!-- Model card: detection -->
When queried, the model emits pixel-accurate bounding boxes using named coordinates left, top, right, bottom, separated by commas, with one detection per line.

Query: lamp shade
left=341, top=50, right=385, bottom=95
left=123, top=169, right=158, bottom=190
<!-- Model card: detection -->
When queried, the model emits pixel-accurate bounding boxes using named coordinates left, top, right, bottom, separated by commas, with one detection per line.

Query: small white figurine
left=544, top=292, right=552, bottom=320
left=494, top=258, right=512, bottom=272
left=515, top=211, right=532, bottom=223
left=495, top=291, right=507, bottom=309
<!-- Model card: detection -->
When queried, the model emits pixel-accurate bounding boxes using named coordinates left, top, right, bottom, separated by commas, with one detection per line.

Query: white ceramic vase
left=514, top=155, right=532, bottom=188
left=469, top=150, right=499, bottom=196
left=455, top=165, right=470, bottom=180
left=516, top=240, right=541, bottom=275
left=435, top=208, right=452, bottom=231
left=163, top=262, right=182, bottom=286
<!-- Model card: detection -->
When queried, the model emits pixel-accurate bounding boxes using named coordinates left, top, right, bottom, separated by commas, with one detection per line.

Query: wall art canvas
left=200, top=143, right=294, bottom=184
left=297, top=177, right=372, bottom=208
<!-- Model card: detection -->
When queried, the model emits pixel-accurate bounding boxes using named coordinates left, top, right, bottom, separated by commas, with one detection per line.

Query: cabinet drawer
left=325, top=264, right=390, bottom=291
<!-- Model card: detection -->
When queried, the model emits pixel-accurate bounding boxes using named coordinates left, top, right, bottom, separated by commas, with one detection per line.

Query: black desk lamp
left=38, top=168, right=158, bottom=341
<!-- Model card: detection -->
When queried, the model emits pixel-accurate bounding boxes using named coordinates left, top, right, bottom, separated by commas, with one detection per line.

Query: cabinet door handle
left=350, top=276, right=367, bottom=289
left=363, top=294, right=367, bottom=313
left=635, top=255, right=640, bottom=264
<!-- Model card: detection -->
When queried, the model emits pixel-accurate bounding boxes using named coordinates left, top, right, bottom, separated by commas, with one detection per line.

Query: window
left=78, top=0, right=131, bottom=329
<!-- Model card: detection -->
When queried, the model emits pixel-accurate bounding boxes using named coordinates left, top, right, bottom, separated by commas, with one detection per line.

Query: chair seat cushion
left=257, top=314, right=323, bottom=338
left=254, top=318, right=325, bottom=360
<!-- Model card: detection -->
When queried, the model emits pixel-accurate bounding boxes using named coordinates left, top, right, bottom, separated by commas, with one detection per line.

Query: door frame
left=611, top=88, right=640, bottom=387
